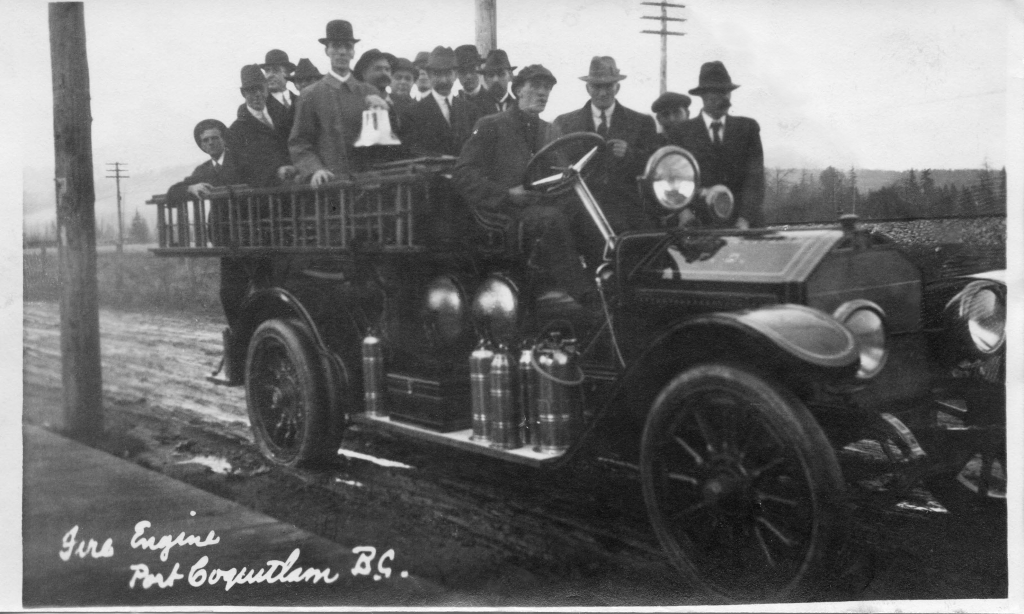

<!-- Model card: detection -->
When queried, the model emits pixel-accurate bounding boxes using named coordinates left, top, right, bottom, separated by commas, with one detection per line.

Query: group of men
left=169, top=17, right=765, bottom=334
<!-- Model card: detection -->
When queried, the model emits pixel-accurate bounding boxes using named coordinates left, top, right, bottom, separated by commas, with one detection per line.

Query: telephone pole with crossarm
left=640, top=1, right=687, bottom=94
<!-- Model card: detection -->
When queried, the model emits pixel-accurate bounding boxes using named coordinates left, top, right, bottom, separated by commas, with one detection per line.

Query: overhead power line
left=640, top=1, right=687, bottom=94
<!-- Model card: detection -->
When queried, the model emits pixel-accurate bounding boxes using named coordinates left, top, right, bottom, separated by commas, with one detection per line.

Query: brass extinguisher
left=488, top=344, right=521, bottom=449
left=469, top=340, right=494, bottom=442
left=518, top=341, right=538, bottom=448
left=362, top=329, right=386, bottom=417
left=533, top=333, right=584, bottom=453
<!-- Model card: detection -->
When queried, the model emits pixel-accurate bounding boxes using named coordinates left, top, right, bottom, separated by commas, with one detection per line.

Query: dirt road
left=23, top=301, right=1008, bottom=606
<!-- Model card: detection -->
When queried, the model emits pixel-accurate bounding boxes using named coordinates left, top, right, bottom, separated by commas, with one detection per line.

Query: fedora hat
left=318, top=19, right=359, bottom=45
left=511, top=64, right=557, bottom=93
left=289, top=58, right=323, bottom=82
left=392, top=57, right=417, bottom=77
left=651, top=91, right=691, bottom=114
left=480, top=49, right=516, bottom=74
left=193, top=119, right=229, bottom=149
left=580, top=56, right=626, bottom=84
left=354, top=49, right=397, bottom=80
left=413, top=51, right=431, bottom=70
left=260, top=49, right=295, bottom=72
left=454, top=44, right=483, bottom=70
left=425, top=46, right=458, bottom=71
left=688, top=61, right=739, bottom=95
left=239, top=64, right=267, bottom=89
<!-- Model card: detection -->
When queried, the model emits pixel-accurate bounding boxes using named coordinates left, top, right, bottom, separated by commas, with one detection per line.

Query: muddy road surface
left=23, top=301, right=1007, bottom=606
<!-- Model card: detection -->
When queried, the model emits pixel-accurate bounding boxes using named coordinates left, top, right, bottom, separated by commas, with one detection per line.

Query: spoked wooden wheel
left=245, top=319, right=338, bottom=467
left=640, top=364, right=849, bottom=601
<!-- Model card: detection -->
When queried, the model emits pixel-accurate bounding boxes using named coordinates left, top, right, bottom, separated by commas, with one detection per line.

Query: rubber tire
left=640, top=363, right=849, bottom=602
left=245, top=318, right=339, bottom=468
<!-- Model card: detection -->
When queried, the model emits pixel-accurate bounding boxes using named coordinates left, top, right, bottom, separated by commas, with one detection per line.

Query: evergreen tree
left=819, top=167, right=845, bottom=218
left=957, top=185, right=977, bottom=216
left=920, top=169, right=935, bottom=216
left=128, top=209, right=151, bottom=244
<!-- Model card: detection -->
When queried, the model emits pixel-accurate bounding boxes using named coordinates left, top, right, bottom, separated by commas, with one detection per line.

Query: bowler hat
left=318, top=19, right=359, bottom=45
left=480, top=49, right=516, bottom=74
left=392, top=57, right=417, bottom=77
left=354, top=49, right=397, bottom=80
left=425, top=46, right=458, bottom=71
left=260, top=49, right=295, bottom=72
left=193, top=119, right=229, bottom=150
left=413, top=51, right=431, bottom=70
left=239, top=64, right=267, bottom=89
left=511, top=64, right=556, bottom=93
left=289, top=58, right=323, bottom=82
left=688, top=61, right=739, bottom=95
left=454, top=44, right=483, bottom=70
left=651, top=91, right=692, bottom=114
left=580, top=56, right=626, bottom=84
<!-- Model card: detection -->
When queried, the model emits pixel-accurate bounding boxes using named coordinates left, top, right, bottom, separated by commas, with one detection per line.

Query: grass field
left=23, top=247, right=223, bottom=317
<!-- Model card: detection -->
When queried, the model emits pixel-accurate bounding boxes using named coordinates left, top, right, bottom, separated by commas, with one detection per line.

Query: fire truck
left=149, top=133, right=1006, bottom=601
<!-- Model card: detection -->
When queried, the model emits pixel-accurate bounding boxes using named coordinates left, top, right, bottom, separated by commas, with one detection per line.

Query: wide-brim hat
left=454, top=44, right=483, bottom=70
left=318, top=19, right=359, bottom=45
left=193, top=119, right=229, bottom=149
left=289, top=58, right=323, bottom=81
left=580, top=56, right=625, bottom=84
left=261, top=49, right=295, bottom=72
left=511, top=64, right=556, bottom=92
left=413, top=51, right=431, bottom=70
left=240, top=64, right=267, bottom=89
left=392, top=57, right=417, bottom=77
left=651, top=91, right=692, bottom=114
left=425, top=46, right=458, bottom=71
left=480, top=49, right=516, bottom=74
left=689, top=61, right=739, bottom=95
left=354, top=49, right=397, bottom=80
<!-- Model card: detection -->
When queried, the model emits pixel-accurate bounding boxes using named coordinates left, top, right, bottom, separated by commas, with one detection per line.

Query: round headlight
left=643, top=146, right=700, bottom=211
left=424, top=275, right=466, bottom=342
left=471, top=275, right=520, bottom=341
left=834, top=300, right=887, bottom=379
left=960, top=286, right=1005, bottom=355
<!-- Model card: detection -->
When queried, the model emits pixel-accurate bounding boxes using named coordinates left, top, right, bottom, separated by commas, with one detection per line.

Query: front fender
left=720, top=304, right=858, bottom=368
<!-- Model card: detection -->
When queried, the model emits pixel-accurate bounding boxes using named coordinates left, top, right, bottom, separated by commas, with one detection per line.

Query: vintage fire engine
left=149, top=131, right=1006, bottom=601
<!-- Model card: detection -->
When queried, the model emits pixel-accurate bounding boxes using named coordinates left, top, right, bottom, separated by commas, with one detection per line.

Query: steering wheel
left=523, top=132, right=607, bottom=196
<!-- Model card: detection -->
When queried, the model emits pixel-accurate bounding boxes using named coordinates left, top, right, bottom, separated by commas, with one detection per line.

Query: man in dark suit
left=262, top=49, right=299, bottom=143
left=479, top=49, right=517, bottom=114
left=230, top=64, right=296, bottom=187
left=651, top=91, right=692, bottom=137
left=166, top=120, right=250, bottom=377
left=454, top=44, right=490, bottom=122
left=551, top=55, right=659, bottom=245
left=665, top=61, right=765, bottom=228
left=454, top=65, right=595, bottom=314
left=389, top=57, right=417, bottom=116
left=290, top=58, right=323, bottom=92
left=398, top=46, right=475, bottom=157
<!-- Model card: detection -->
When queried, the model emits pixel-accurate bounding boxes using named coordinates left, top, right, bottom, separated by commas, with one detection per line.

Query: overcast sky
left=10, top=0, right=1021, bottom=185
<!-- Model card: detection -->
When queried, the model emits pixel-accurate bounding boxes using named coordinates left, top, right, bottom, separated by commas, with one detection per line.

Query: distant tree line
left=24, top=210, right=152, bottom=248
left=764, top=165, right=1007, bottom=224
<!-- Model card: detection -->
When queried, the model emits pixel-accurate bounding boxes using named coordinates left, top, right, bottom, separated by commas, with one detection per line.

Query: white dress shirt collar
left=430, top=89, right=452, bottom=122
left=211, top=152, right=226, bottom=166
left=702, top=111, right=727, bottom=141
left=247, top=105, right=273, bottom=127
left=328, top=68, right=351, bottom=83
left=272, top=90, right=291, bottom=105
left=592, top=101, right=616, bottom=130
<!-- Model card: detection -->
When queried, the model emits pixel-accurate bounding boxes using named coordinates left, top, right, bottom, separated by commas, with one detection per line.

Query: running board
left=349, top=413, right=566, bottom=468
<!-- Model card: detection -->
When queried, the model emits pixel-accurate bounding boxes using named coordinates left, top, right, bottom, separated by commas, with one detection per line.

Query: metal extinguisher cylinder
left=488, top=344, right=521, bottom=449
left=518, top=343, right=537, bottom=447
left=533, top=334, right=583, bottom=453
left=362, top=330, right=386, bottom=417
left=469, top=340, right=494, bottom=442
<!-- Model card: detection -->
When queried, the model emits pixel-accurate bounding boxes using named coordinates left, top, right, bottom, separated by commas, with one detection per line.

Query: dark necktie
left=711, top=120, right=722, bottom=145
left=443, top=97, right=452, bottom=125
left=597, top=110, right=608, bottom=138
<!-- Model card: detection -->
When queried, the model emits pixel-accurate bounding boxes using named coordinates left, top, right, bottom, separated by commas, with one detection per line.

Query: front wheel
left=640, top=364, right=849, bottom=601
left=245, top=318, right=340, bottom=467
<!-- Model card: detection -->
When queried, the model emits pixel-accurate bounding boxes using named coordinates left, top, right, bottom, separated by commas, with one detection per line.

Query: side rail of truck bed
left=147, top=157, right=457, bottom=256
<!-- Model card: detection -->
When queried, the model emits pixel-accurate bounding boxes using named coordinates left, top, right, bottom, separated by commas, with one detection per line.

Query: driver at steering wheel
left=453, top=64, right=596, bottom=315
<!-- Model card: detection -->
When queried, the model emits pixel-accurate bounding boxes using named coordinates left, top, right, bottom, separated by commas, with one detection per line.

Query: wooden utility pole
left=641, top=2, right=687, bottom=94
left=50, top=2, right=103, bottom=441
left=105, top=162, right=128, bottom=254
left=476, top=0, right=497, bottom=56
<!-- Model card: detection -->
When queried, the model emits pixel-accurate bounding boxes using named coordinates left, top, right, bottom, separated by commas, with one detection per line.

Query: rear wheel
left=245, top=318, right=340, bottom=467
left=640, top=364, right=849, bottom=601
